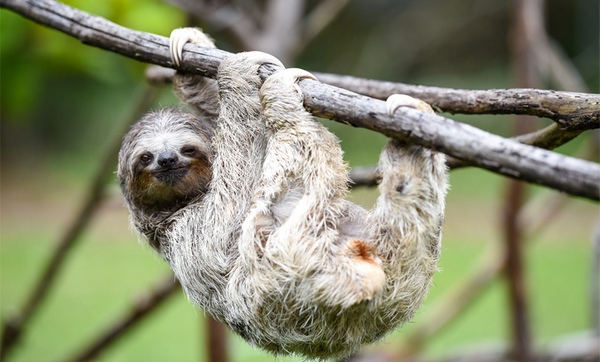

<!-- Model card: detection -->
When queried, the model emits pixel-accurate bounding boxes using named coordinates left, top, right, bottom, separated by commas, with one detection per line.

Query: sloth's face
left=130, top=132, right=212, bottom=212
left=118, top=110, right=214, bottom=215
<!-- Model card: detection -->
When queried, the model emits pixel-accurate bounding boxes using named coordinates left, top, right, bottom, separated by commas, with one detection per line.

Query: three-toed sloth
left=117, top=28, right=448, bottom=360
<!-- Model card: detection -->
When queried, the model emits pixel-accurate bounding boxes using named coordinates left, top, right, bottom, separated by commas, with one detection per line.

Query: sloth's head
left=118, top=109, right=214, bottom=219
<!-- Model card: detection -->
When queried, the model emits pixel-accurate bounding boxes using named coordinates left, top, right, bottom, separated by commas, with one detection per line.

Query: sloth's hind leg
left=364, top=95, right=447, bottom=320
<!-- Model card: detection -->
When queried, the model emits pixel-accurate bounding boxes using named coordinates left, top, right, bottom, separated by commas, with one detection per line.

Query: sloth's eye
left=181, top=146, right=197, bottom=157
left=140, top=153, right=153, bottom=165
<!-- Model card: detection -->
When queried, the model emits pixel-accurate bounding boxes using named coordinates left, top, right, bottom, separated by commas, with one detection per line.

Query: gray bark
left=2, top=0, right=599, bottom=200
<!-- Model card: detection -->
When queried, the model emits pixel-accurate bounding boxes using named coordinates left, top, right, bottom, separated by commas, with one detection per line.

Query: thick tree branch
left=300, top=80, right=599, bottom=200
left=347, top=121, right=592, bottom=186
left=2, top=0, right=599, bottom=200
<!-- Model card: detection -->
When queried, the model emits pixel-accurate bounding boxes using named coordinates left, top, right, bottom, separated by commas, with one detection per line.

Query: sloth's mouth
left=153, top=167, right=189, bottom=185
left=155, top=166, right=187, bottom=173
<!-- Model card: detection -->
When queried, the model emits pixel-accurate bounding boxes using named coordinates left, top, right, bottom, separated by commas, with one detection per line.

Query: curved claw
left=261, top=67, right=317, bottom=96
left=386, top=94, right=434, bottom=115
left=241, top=51, right=285, bottom=69
left=169, top=27, right=215, bottom=67
left=282, top=68, right=318, bottom=82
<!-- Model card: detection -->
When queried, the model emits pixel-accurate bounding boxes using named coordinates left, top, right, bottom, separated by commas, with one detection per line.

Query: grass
left=1, top=161, right=597, bottom=361
left=1, top=223, right=594, bottom=361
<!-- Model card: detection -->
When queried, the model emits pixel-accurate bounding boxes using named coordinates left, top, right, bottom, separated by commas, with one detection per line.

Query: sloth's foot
left=386, top=94, right=434, bottom=114
left=259, top=67, right=316, bottom=130
left=169, top=27, right=216, bottom=67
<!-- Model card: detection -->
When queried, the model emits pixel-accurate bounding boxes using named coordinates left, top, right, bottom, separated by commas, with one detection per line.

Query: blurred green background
left=1, top=0, right=598, bottom=361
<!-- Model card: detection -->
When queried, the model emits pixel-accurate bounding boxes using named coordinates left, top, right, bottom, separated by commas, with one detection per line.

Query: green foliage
left=0, top=0, right=185, bottom=158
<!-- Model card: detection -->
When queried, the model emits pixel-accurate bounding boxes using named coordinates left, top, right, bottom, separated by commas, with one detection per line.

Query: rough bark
left=2, top=0, right=599, bottom=200
left=314, top=73, right=599, bottom=130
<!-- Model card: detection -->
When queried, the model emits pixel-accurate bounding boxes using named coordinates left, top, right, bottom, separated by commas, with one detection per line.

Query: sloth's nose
left=157, top=151, right=179, bottom=168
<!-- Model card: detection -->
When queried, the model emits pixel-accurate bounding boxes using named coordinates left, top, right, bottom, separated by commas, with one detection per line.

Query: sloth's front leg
left=169, top=27, right=220, bottom=119
left=239, top=67, right=386, bottom=309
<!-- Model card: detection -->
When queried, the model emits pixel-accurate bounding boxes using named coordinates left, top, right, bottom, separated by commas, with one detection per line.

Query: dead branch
left=146, top=66, right=599, bottom=131
left=347, top=122, right=591, bottom=186
left=143, top=66, right=592, bottom=153
left=0, top=85, right=162, bottom=359
left=2, top=0, right=599, bottom=201
left=301, top=80, right=599, bottom=200
left=67, top=276, right=180, bottom=362
left=314, top=73, right=599, bottom=130
left=145, top=66, right=592, bottom=180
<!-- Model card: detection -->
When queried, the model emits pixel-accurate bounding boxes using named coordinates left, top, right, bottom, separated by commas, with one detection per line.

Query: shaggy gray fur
left=118, top=28, right=448, bottom=360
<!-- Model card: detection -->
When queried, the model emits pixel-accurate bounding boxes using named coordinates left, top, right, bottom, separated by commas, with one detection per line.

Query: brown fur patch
left=347, top=239, right=378, bottom=265
left=132, top=170, right=155, bottom=195
left=179, top=158, right=211, bottom=195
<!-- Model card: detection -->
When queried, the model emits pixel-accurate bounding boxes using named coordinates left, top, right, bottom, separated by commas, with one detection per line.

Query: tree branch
left=145, top=67, right=592, bottom=177
left=67, top=276, right=180, bottom=362
left=300, top=80, right=599, bottom=200
left=0, top=84, right=162, bottom=359
left=347, top=121, right=591, bottom=186
left=313, top=73, right=599, bottom=130
left=2, top=0, right=599, bottom=200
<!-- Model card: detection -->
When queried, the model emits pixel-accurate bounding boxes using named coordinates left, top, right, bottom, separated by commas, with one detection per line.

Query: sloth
left=118, top=28, right=448, bottom=360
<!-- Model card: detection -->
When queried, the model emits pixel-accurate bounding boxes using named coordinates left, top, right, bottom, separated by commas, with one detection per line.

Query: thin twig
left=401, top=246, right=505, bottom=354
left=207, top=317, right=228, bottom=362
left=67, top=276, right=180, bottom=362
left=502, top=0, right=542, bottom=359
